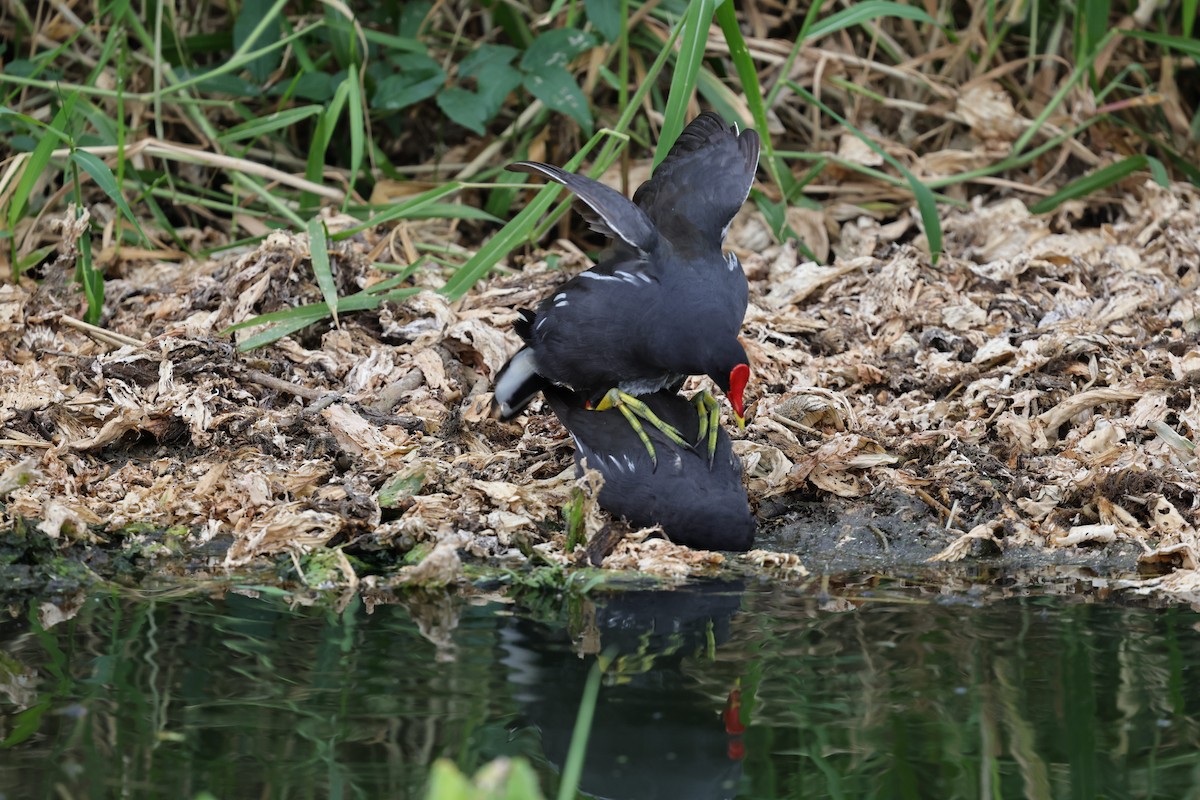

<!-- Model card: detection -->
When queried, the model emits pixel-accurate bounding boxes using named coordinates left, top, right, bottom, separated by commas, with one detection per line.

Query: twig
left=56, top=316, right=143, bottom=348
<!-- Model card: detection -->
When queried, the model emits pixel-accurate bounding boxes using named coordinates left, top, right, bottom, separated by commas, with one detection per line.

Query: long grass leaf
left=69, top=150, right=149, bottom=244
left=1029, top=155, right=1149, bottom=214
left=715, top=2, right=791, bottom=195
left=307, top=218, right=339, bottom=326
left=556, top=657, right=603, bottom=800
left=654, top=0, right=715, bottom=168
left=442, top=12, right=687, bottom=301
left=334, top=183, right=465, bottom=239
left=1013, top=29, right=1116, bottom=155
left=218, top=106, right=324, bottom=143
left=225, top=288, right=421, bottom=349
left=7, top=95, right=77, bottom=235
left=805, top=0, right=940, bottom=39
left=1123, top=29, right=1200, bottom=59
left=345, top=64, right=365, bottom=209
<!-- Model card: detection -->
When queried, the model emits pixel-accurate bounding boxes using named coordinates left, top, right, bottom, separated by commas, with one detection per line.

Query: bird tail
left=491, top=346, right=547, bottom=420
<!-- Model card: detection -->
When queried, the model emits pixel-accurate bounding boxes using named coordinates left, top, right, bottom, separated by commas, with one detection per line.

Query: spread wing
left=632, top=112, right=760, bottom=246
left=507, top=161, right=659, bottom=254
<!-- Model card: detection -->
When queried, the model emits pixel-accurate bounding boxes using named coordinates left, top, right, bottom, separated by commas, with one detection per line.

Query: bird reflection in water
left=500, top=581, right=747, bottom=800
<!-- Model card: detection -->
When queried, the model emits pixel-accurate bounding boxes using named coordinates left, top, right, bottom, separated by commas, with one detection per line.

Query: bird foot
left=692, top=390, right=722, bottom=469
left=594, top=389, right=689, bottom=469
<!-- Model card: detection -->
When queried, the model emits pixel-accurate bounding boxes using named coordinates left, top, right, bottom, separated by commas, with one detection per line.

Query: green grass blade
left=77, top=220, right=103, bottom=325
left=69, top=150, right=149, bottom=245
left=345, top=64, right=366, bottom=209
left=556, top=657, right=603, bottom=800
left=7, top=94, right=77, bottom=238
left=1122, top=29, right=1200, bottom=59
left=218, top=105, right=324, bottom=143
left=715, top=2, right=791, bottom=195
left=333, top=183, right=466, bottom=239
left=1013, top=29, right=1116, bottom=156
left=307, top=217, right=339, bottom=326
left=440, top=129, right=629, bottom=300
left=441, top=11, right=686, bottom=301
left=804, top=0, right=940, bottom=39
left=654, top=0, right=715, bottom=168
left=765, top=0, right=827, bottom=109
left=1029, top=155, right=1151, bottom=214
left=225, top=287, right=421, bottom=350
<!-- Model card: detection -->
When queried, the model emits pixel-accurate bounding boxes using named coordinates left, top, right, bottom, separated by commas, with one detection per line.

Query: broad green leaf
left=523, top=70, right=593, bottom=132
left=586, top=0, right=621, bottom=41
left=476, top=64, right=523, bottom=110
left=288, top=72, right=338, bottom=102
left=438, top=63, right=521, bottom=134
left=459, top=43, right=520, bottom=77
left=373, top=54, right=445, bottom=110
left=233, top=0, right=283, bottom=83
left=520, top=29, right=597, bottom=71
left=437, top=88, right=488, bottom=135
left=399, top=1, right=433, bottom=38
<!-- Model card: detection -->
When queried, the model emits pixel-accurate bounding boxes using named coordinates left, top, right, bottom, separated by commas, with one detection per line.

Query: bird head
left=727, top=362, right=750, bottom=430
left=706, top=339, right=751, bottom=431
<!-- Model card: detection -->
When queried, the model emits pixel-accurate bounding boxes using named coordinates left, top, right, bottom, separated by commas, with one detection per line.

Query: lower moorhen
left=543, top=386, right=756, bottom=552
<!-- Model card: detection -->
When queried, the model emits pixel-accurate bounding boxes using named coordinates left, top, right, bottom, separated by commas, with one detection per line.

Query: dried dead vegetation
left=1, top=176, right=1197, bottom=597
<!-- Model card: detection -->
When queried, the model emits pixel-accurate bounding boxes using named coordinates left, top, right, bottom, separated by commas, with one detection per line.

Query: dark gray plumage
left=544, top=386, right=756, bottom=552
left=493, top=112, right=760, bottom=423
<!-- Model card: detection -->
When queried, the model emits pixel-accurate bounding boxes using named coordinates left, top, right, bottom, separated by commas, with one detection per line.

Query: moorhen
left=493, top=112, right=760, bottom=466
left=543, top=385, right=756, bottom=552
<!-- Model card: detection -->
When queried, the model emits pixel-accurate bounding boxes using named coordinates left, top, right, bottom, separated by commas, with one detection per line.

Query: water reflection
left=1, top=581, right=1200, bottom=799
left=501, top=581, right=747, bottom=799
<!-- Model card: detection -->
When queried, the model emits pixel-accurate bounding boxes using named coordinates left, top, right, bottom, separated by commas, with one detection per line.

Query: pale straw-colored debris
left=0, top=179, right=1198, bottom=594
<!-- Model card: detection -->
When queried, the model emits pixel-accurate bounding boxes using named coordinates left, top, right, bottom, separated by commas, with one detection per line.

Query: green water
left=1, top=580, right=1197, bottom=799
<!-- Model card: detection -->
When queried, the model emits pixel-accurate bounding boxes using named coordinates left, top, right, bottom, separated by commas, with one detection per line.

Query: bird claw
left=596, top=389, right=689, bottom=470
left=692, top=391, right=721, bottom=469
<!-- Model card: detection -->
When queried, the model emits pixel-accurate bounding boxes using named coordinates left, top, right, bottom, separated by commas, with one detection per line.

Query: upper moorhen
left=493, top=112, right=760, bottom=465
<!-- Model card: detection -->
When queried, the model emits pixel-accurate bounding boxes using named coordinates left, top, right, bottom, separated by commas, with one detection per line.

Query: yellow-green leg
left=693, top=390, right=722, bottom=467
left=594, top=389, right=689, bottom=468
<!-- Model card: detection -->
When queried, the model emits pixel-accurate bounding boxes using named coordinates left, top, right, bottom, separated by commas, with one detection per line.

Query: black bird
left=543, top=385, right=756, bottom=552
left=493, top=112, right=760, bottom=465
